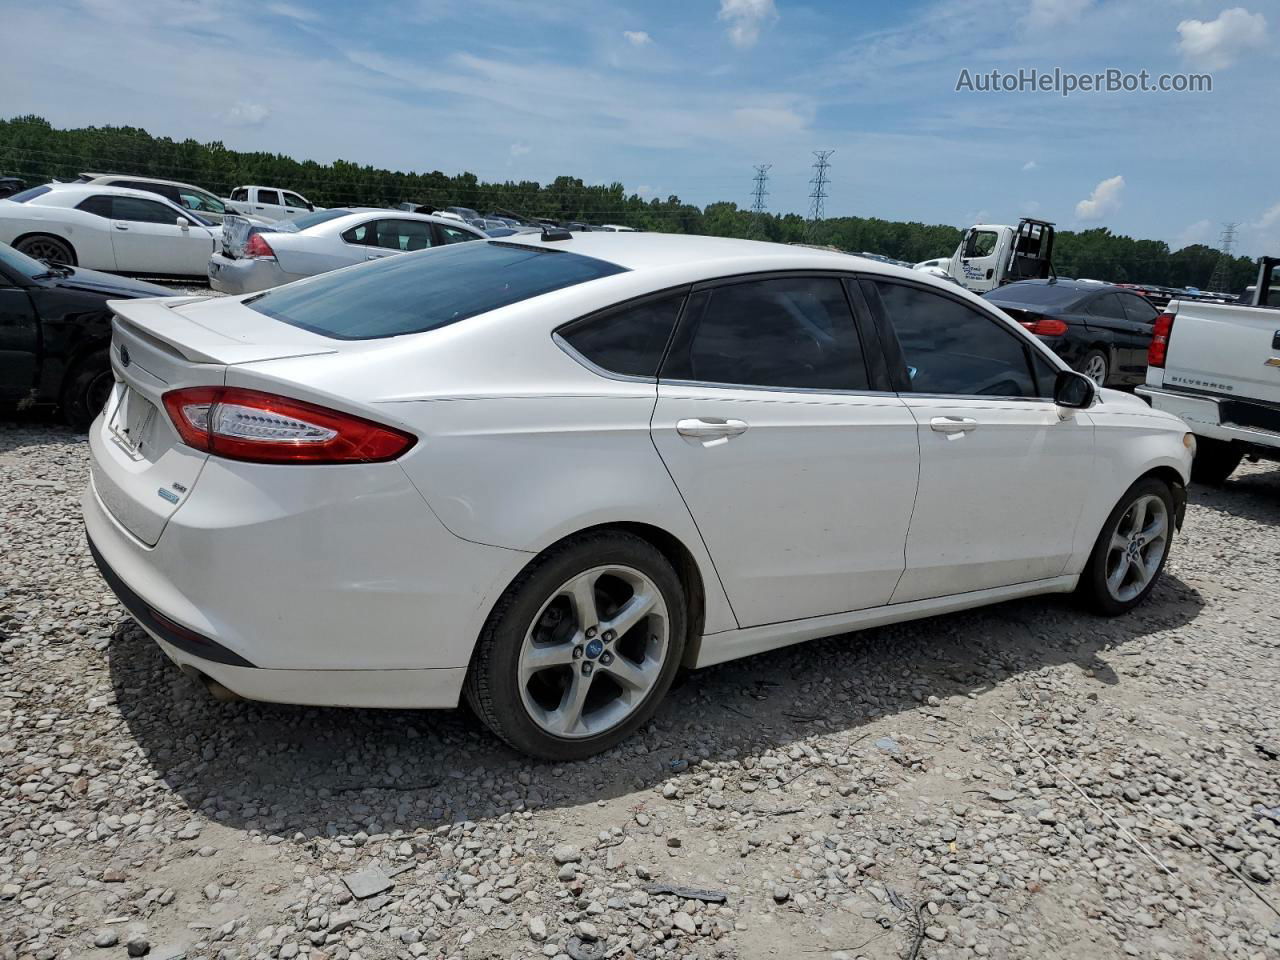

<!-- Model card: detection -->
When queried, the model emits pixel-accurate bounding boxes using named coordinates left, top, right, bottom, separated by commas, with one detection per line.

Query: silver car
left=207, top=209, right=488, bottom=294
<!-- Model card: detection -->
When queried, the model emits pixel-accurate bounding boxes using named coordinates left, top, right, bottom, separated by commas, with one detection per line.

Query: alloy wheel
left=517, top=564, right=669, bottom=739
left=1083, top=353, right=1107, bottom=387
left=21, top=238, right=70, bottom=263
left=1104, top=494, right=1169, bottom=602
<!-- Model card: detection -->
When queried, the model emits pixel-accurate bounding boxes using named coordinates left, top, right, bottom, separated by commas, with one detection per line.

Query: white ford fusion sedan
left=84, top=233, right=1193, bottom=759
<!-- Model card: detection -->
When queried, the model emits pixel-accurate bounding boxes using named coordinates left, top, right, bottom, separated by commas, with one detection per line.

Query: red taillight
left=244, top=233, right=276, bottom=259
left=1148, top=312, right=1175, bottom=368
left=161, top=387, right=416, bottom=464
left=1017, top=315, right=1070, bottom=337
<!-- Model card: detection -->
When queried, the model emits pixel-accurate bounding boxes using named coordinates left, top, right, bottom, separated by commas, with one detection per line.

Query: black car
left=0, top=242, right=174, bottom=427
left=0, top=177, right=25, bottom=199
left=983, top=279, right=1159, bottom=387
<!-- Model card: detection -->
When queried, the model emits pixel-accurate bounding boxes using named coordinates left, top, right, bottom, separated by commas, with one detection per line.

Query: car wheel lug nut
left=585, top=626, right=598, bottom=639
left=582, top=662, right=593, bottom=676
left=603, top=630, right=616, bottom=642
left=600, top=652, right=613, bottom=665
left=572, top=646, right=584, bottom=659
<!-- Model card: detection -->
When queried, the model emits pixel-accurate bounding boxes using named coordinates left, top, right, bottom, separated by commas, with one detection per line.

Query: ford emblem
left=120, top=345, right=131, bottom=368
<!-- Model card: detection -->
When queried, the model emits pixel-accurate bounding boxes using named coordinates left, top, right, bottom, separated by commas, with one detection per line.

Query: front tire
left=15, top=234, right=76, bottom=266
left=1190, top=437, right=1242, bottom=485
left=1079, top=477, right=1174, bottom=616
left=465, top=531, right=687, bottom=760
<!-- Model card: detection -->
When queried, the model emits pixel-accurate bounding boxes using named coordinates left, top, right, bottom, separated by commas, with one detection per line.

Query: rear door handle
left=676, top=418, right=749, bottom=441
left=930, top=416, right=979, bottom=434
left=113, top=222, right=129, bottom=231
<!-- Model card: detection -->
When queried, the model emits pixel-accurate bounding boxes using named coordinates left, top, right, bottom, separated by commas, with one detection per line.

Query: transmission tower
left=807, top=150, right=834, bottom=239
left=1207, top=222, right=1238, bottom=293
left=750, top=164, right=771, bottom=214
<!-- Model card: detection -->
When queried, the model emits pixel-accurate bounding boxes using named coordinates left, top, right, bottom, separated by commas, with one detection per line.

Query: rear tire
left=1078, top=349, right=1109, bottom=388
left=1190, top=437, right=1242, bottom=486
left=1079, top=477, right=1174, bottom=616
left=61, top=350, right=112, bottom=430
left=465, top=531, right=686, bottom=760
left=15, top=234, right=76, bottom=266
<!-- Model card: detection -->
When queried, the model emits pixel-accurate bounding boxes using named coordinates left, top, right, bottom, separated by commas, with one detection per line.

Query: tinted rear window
left=984, top=283, right=1085, bottom=308
left=278, top=209, right=353, bottom=232
left=8, top=186, right=51, bottom=203
left=247, top=241, right=628, bottom=340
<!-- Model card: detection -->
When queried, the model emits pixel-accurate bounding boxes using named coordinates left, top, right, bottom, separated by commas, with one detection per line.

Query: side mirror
left=176, top=216, right=189, bottom=230
left=1054, top=369, right=1096, bottom=409
left=306, top=203, right=314, bottom=211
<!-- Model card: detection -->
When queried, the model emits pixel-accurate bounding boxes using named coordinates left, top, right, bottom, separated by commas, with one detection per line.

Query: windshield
left=0, top=241, right=52, bottom=279
left=7, top=185, right=51, bottom=204
left=247, top=241, right=628, bottom=340
left=985, top=283, right=1085, bottom=308
left=179, top=189, right=226, bottom=215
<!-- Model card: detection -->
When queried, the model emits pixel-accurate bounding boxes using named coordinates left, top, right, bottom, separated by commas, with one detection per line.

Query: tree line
left=0, top=114, right=1260, bottom=292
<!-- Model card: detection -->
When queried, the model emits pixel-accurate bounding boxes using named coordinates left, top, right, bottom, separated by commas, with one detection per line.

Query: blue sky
left=4, top=0, right=1278, bottom=254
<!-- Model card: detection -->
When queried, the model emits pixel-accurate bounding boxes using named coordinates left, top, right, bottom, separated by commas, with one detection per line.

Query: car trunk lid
left=91, top=297, right=339, bottom=546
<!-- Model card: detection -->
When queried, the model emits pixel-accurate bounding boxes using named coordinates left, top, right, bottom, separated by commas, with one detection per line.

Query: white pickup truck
left=1137, top=257, right=1280, bottom=483
left=223, top=186, right=321, bottom=222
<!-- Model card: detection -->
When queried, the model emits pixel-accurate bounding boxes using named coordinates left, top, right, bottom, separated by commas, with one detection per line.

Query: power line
left=807, top=150, right=833, bottom=239
left=1207, top=222, right=1238, bottom=292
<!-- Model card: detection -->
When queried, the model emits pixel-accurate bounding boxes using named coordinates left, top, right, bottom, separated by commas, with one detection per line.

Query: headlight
left=1183, top=433, right=1197, bottom=455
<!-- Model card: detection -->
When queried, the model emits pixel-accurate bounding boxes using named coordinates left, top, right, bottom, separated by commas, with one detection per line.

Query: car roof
left=490, top=231, right=900, bottom=276
left=35, top=182, right=187, bottom=205
left=992, top=278, right=1118, bottom=295
left=295, top=210, right=485, bottom=233
left=80, top=172, right=211, bottom=192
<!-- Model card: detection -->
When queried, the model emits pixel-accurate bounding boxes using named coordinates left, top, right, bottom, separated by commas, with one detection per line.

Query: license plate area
left=107, top=385, right=159, bottom=461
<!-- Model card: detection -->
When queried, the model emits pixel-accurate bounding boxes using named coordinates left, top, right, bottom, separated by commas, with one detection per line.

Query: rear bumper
left=82, top=444, right=531, bottom=707
left=207, top=254, right=293, bottom=294
left=1137, top=385, right=1280, bottom=450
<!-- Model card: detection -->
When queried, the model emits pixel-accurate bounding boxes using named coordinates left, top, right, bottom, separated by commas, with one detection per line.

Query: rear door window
left=558, top=292, right=686, bottom=378
left=247, top=241, right=627, bottom=340
left=661, top=276, right=869, bottom=391
left=374, top=219, right=435, bottom=251
left=341, top=221, right=374, bottom=245
left=257, top=189, right=281, bottom=206
left=230, top=188, right=248, bottom=202
left=1087, top=294, right=1127, bottom=320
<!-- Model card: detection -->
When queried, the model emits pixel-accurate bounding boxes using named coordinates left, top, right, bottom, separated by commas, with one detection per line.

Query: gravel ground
left=2, top=419, right=1279, bottom=960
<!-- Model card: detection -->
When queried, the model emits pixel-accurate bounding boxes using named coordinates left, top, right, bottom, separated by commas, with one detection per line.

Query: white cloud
left=1177, top=8, right=1268, bottom=70
left=1174, top=219, right=1213, bottom=249
left=1021, top=160, right=1037, bottom=172
left=1020, top=200, right=1041, bottom=215
left=635, top=185, right=655, bottom=196
left=623, top=30, right=652, bottom=47
left=1075, top=175, right=1125, bottom=221
left=719, top=0, right=777, bottom=50
left=1025, top=0, right=1092, bottom=30
left=225, top=101, right=270, bottom=126
left=731, top=105, right=807, bottom=134
left=1257, top=201, right=1280, bottom=231
left=508, top=142, right=531, bottom=163
left=267, top=2, right=318, bottom=22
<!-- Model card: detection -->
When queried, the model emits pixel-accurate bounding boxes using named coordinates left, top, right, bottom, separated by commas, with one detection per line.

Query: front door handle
left=930, top=416, right=979, bottom=434
left=113, top=222, right=129, bottom=231
left=676, top=418, right=749, bottom=441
